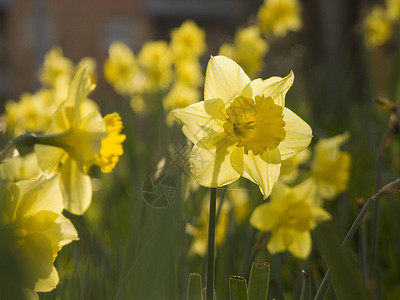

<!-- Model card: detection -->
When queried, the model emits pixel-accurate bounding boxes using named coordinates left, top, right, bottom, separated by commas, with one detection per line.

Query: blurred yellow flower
left=189, top=196, right=230, bottom=257
left=163, top=83, right=200, bottom=126
left=104, top=41, right=138, bottom=95
left=219, top=26, right=269, bottom=78
left=38, top=47, right=74, bottom=88
left=250, top=181, right=330, bottom=259
left=35, top=67, right=126, bottom=214
left=310, top=132, right=351, bottom=202
left=386, top=0, right=400, bottom=22
left=138, top=41, right=173, bottom=90
left=78, top=57, right=98, bottom=86
left=258, top=0, right=302, bottom=38
left=364, top=6, right=392, bottom=48
left=170, top=20, right=206, bottom=60
left=173, top=56, right=312, bottom=198
left=0, top=176, right=78, bottom=298
left=0, top=152, right=42, bottom=182
left=174, top=59, right=203, bottom=87
left=4, top=90, right=53, bottom=136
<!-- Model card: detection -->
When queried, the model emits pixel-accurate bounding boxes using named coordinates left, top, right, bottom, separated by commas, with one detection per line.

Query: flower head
left=364, top=6, right=392, bottom=48
left=35, top=67, right=126, bottom=214
left=170, top=20, right=206, bottom=60
left=38, top=47, right=74, bottom=88
left=219, top=26, right=269, bottom=78
left=173, top=56, right=312, bottom=198
left=138, top=41, right=173, bottom=90
left=258, top=0, right=302, bottom=37
left=250, top=180, right=330, bottom=258
left=0, top=176, right=78, bottom=298
left=104, top=41, right=138, bottom=95
left=310, top=132, right=351, bottom=202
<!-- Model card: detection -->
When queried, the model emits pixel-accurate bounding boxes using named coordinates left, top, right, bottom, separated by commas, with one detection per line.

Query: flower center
left=281, top=201, right=311, bottom=231
left=223, top=95, right=286, bottom=155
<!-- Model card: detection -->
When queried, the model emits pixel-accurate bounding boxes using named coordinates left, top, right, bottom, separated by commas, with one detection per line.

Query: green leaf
left=248, top=262, right=270, bottom=300
left=229, top=275, right=249, bottom=300
left=187, top=272, right=203, bottom=300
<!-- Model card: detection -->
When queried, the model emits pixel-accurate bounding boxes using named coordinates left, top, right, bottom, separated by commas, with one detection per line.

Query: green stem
left=314, top=198, right=374, bottom=300
left=206, top=188, right=217, bottom=300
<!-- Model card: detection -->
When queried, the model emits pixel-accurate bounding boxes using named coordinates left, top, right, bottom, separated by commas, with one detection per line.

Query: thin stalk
left=206, top=188, right=217, bottom=300
left=358, top=200, right=367, bottom=282
left=314, top=198, right=374, bottom=300
left=369, top=153, right=383, bottom=276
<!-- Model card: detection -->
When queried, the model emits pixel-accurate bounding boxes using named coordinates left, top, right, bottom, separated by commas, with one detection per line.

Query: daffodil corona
left=173, top=56, right=312, bottom=197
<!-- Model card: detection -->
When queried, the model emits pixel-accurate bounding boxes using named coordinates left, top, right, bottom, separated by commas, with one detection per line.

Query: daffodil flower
left=0, top=176, right=78, bottom=298
left=35, top=67, right=126, bottom=214
left=310, top=132, right=351, bottom=203
left=173, top=56, right=312, bottom=198
left=250, top=180, right=330, bottom=259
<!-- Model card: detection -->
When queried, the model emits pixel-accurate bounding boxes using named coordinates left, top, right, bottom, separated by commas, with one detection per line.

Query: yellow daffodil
left=35, top=67, right=126, bottom=214
left=250, top=181, right=330, bottom=259
left=38, top=47, right=74, bottom=88
left=386, top=0, right=400, bottom=22
left=173, top=56, right=312, bottom=198
left=364, top=6, right=392, bottom=48
left=104, top=41, right=138, bottom=95
left=258, top=0, right=302, bottom=38
left=174, top=59, right=203, bottom=87
left=4, top=90, right=53, bottom=136
left=138, top=41, right=173, bottom=90
left=219, top=26, right=269, bottom=78
left=0, top=176, right=78, bottom=298
left=310, top=133, right=351, bottom=202
left=170, top=20, right=206, bottom=60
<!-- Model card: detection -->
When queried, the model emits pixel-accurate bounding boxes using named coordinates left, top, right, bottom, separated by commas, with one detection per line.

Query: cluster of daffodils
left=104, top=20, right=206, bottom=123
left=3, top=47, right=96, bottom=137
left=364, top=0, right=400, bottom=48
left=0, top=54, right=125, bottom=297
left=218, top=0, right=302, bottom=78
left=175, top=56, right=351, bottom=259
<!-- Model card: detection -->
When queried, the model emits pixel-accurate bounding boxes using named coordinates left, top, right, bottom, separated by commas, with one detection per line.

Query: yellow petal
left=230, top=147, right=280, bottom=198
left=249, top=202, right=280, bottom=231
left=291, top=177, right=318, bottom=204
left=204, top=56, right=250, bottom=103
left=189, top=142, right=239, bottom=187
left=241, top=71, right=294, bottom=106
left=60, top=158, right=92, bottom=215
left=267, top=227, right=293, bottom=254
left=288, top=231, right=312, bottom=259
left=173, top=101, right=225, bottom=145
left=35, top=144, right=67, bottom=173
left=34, top=266, right=59, bottom=292
left=278, top=107, right=312, bottom=160
left=310, top=206, right=331, bottom=229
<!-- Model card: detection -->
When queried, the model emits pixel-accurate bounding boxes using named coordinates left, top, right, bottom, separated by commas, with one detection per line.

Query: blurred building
left=0, top=0, right=261, bottom=105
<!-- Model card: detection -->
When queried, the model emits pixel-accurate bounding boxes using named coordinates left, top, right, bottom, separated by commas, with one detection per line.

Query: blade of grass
left=187, top=273, right=203, bottom=300
left=247, top=262, right=270, bottom=300
left=229, top=276, right=248, bottom=300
